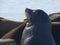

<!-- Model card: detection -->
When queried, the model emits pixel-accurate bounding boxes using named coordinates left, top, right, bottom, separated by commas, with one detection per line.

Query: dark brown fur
left=0, top=17, right=26, bottom=45
left=49, top=13, right=60, bottom=45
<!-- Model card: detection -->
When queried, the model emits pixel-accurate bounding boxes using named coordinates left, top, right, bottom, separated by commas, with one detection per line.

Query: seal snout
left=25, top=8, right=32, bottom=13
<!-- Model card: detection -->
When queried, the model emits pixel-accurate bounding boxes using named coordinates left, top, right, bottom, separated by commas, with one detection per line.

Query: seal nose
left=25, top=8, right=32, bottom=12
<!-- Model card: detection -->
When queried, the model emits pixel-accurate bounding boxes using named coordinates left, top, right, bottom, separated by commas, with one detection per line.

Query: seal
left=21, top=8, right=56, bottom=45
left=0, top=17, right=26, bottom=45
left=49, top=13, right=60, bottom=45
left=49, top=13, right=60, bottom=22
left=0, top=39, right=16, bottom=45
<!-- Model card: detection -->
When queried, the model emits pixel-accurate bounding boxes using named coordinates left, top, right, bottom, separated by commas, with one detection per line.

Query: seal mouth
left=25, top=8, right=33, bottom=20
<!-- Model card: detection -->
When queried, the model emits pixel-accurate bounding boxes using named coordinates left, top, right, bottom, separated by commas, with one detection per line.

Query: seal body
left=0, top=18, right=26, bottom=45
left=21, top=8, right=56, bottom=45
left=49, top=13, right=60, bottom=45
left=0, top=39, right=16, bottom=45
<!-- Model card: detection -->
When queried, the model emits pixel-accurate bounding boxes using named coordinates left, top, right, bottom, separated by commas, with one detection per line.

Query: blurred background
left=0, top=0, right=60, bottom=21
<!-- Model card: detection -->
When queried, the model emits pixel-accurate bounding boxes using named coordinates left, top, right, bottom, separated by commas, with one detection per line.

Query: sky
left=0, top=0, right=60, bottom=21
